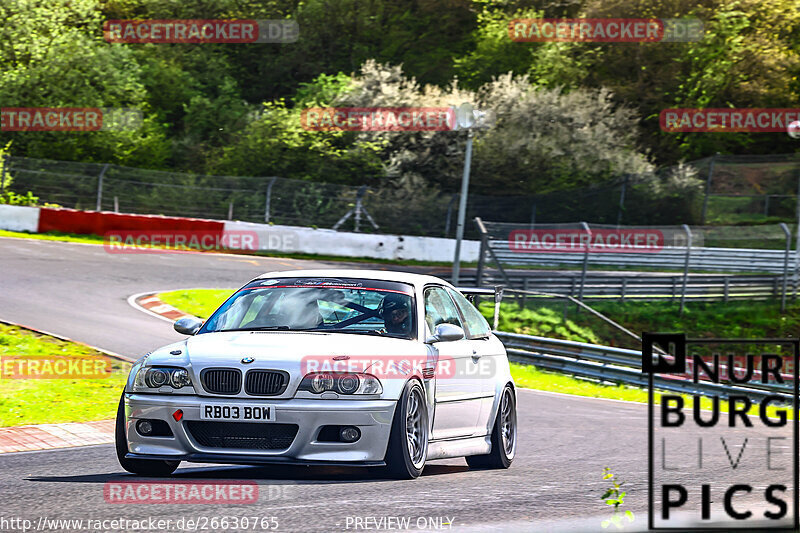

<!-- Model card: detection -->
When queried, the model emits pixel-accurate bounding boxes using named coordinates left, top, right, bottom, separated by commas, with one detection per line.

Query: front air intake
left=245, top=370, right=289, bottom=396
left=200, top=368, right=242, bottom=395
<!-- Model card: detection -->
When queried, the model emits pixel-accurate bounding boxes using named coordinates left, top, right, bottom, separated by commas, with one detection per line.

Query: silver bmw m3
left=116, top=269, right=517, bottom=479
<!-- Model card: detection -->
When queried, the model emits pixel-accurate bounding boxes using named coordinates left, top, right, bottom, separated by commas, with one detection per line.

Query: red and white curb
left=127, top=290, right=199, bottom=323
left=0, top=420, right=114, bottom=454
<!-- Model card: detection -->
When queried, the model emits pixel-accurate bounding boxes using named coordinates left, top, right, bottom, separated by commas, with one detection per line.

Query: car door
left=424, top=286, right=483, bottom=439
left=446, top=287, right=502, bottom=434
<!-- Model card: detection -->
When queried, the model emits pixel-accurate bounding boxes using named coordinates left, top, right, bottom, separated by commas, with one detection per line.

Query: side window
left=447, top=288, right=491, bottom=339
left=423, top=286, right=464, bottom=333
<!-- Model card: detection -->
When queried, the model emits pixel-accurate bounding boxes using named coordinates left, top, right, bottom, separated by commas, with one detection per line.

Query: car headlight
left=134, top=367, right=193, bottom=390
left=299, top=372, right=382, bottom=395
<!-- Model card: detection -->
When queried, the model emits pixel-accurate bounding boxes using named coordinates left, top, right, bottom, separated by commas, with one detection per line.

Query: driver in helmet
left=380, top=293, right=412, bottom=335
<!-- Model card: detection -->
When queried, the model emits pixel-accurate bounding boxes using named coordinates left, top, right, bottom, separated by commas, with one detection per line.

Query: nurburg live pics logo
left=643, top=333, right=800, bottom=530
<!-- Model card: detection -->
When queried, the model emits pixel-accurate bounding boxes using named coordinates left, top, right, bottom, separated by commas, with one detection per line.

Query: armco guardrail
left=474, top=218, right=798, bottom=310
left=479, top=272, right=788, bottom=302
left=495, top=331, right=793, bottom=402
left=488, top=242, right=794, bottom=274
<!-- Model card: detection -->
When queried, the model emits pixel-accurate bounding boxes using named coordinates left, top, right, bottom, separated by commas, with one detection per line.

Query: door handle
left=471, top=350, right=481, bottom=361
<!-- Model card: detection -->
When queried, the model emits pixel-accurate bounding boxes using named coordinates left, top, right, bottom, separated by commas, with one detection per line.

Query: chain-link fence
left=1, top=153, right=799, bottom=237
left=701, top=153, right=800, bottom=224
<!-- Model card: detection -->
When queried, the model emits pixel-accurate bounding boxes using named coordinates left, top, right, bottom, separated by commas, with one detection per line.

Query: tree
left=0, top=0, right=168, bottom=166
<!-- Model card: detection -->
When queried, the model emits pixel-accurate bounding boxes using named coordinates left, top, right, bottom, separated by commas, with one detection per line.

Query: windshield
left=199, top=277, right=416, bottom=339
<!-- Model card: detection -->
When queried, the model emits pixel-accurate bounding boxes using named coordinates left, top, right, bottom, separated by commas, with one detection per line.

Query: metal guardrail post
left=795, top=171, right=800, bottom=301
left=493, top=287, right=503, bottom=331
left=701, top=153, right=718, bottom=224
left=264, top=177, right=277, bottom=223
left=0, top=155, right=8, bottom=195
left=616, top=175, right=628, bottom=227
left=95, top=163, right=109, bottom=211
left=578, top=222, right=591, bottom=304
left=679, top=224, right=692, bottom=314
left=522, top=278, right=529, bottom=307
left=474, top=217, right=512, bottom=288
left=780, top=222, right=791, bottom=312
left=474, top=217, right=487, bottom=287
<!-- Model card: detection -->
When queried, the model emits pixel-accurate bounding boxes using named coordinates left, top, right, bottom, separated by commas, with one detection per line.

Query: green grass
left=510, top=362, right=648, bottom=401
left=0, top=229, right=107, bottom=245
left=159, top=289, right=233, bottom=318
left=582, top=299, right=800, bottom=349
left=0, top=323, right=130, bottom=427
left=481, top=298, right=800, bottom=350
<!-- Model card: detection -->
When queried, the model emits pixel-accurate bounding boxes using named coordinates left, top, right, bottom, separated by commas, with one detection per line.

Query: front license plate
left=200, top=404, right=274, bottom=421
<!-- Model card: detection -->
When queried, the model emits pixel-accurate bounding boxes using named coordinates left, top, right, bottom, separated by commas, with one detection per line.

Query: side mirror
left=426, top=323, right=465, bottom=344
left=174, top=317, right=202, bottom=335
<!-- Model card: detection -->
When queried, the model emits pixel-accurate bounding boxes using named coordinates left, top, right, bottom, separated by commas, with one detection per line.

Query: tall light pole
left=451, top=129, right=473, bottom=286
left=451, top=103, right=492, bottom=286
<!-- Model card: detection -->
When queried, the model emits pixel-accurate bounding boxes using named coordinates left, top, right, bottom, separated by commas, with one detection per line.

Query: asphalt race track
left=0, top=237, right=793, bottom=532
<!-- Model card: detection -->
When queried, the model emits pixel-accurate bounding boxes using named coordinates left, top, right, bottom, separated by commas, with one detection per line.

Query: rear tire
left=115, top=393, right=180, bottom=476
left=383, top=380, right=428, bottom=479
left=466, top=385, right=516, bottom=469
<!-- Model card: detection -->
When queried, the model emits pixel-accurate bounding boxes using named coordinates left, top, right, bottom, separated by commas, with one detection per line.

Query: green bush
left=0, top=191, right=38, bottom=206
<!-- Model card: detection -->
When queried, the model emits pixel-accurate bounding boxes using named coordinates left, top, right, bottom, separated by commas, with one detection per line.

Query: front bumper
left=123, top=393, right=397, bottom=464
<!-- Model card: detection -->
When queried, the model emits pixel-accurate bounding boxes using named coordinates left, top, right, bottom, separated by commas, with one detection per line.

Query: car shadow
left=27, top=463, right=469, bottom=484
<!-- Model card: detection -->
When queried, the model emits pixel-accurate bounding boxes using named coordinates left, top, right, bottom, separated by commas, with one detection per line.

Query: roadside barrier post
left=780, top=222, right=791, bottom=312
left=679, top=224, right=692, bottom=314
left=700, top=153, right=718, bottom=224
left=264, top=177, right=277, bottom=223
left=0, top=155, right=7, bottom=195
left=95, top=163, right=109, bottom=211
left=474, top=217, right=488, bottom=287
left=578, top=222, right=591, bottom=305
left=616, top=175, right=628, bottom=227
left=794, top=171, right=800, bottom=300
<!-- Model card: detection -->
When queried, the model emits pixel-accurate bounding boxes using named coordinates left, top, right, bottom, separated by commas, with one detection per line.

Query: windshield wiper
left=221, top=326, right=292, bottom=332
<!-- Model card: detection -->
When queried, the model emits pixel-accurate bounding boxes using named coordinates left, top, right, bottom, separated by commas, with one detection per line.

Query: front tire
left=466, top=385, right=516, bottom=469
left=115, top=394, right=180, bottom=476
left=384, top=380, right=428, bottom=479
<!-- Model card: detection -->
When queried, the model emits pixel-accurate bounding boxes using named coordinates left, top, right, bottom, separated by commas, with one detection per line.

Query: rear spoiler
left=456, top=286, right=503, bottom=329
